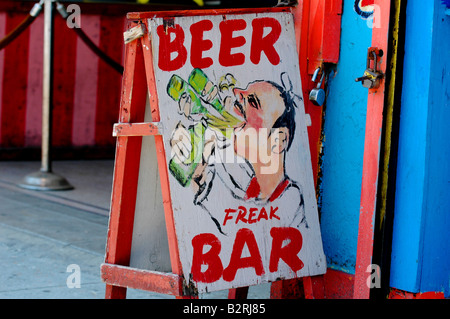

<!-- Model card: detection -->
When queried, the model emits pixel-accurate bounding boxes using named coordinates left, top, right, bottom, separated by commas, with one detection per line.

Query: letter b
left=191, top=233, right=223, bottom=283
left=157, top=24, right=187, bottom=71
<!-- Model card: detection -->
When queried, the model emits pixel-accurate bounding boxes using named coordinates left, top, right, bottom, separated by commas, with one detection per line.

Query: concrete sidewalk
left=0, top=160, right=269, bottom=299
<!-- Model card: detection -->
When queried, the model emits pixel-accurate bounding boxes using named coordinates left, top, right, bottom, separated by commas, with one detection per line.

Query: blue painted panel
left=389, top=0, right=434, bottom=293
left=419, top=0, right=450, bottom=297
left=390, top=0, right=450, bottom=297
left=318, top=1, right=372, bottom=274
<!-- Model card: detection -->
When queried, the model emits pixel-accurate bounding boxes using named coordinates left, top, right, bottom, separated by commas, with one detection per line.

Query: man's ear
left=271, top=127, right=289, bottom=154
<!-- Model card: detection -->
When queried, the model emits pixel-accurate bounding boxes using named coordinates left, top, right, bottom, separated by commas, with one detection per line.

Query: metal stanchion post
left=19, top=0, right=73, bottom=191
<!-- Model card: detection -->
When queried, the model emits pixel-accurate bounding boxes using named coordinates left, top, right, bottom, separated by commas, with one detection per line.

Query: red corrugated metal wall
left=0, top=4, right=126, bottom=157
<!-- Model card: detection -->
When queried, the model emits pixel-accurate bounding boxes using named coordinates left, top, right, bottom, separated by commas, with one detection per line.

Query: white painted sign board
left=147, top=10, right=326, bottom=293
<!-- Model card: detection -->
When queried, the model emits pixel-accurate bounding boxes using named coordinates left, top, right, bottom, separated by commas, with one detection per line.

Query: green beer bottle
left=167, top=74, right=208, bottom=187
left=167, top=74, right=207, bottom=115
left=188, top=68, right=241, bottom=138
left=188, top=68, right=224, bottom=114
left=166, top=69, right=242, bottom=186
left=168, top=122, right=205, bottom=187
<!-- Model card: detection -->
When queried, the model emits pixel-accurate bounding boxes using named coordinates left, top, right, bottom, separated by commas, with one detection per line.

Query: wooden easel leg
left=303, top=275, right=325, bottom=299
left=102, top=33, right=147, bottom=300
left=270, top=279, right=304, bottom=299
left=105, top=284, right=127, bottom=299
left=228, top=287, right=249, bottom=299
left=270, top=276, right=325, bottom=299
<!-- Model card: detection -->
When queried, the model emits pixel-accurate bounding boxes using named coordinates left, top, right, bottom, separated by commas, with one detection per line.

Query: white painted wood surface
left=129, top=97, right=171, bottom=273
left=147, top=11, right=326, bottom=293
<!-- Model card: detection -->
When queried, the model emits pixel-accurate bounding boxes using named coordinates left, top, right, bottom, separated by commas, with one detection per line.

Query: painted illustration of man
left=232, top=79, right=297, bottom=202
left=170, top=72, right=306, bottom=233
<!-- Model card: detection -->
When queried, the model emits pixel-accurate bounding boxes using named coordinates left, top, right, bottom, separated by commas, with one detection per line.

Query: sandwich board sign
left=103, top=7, right=326, bottom=297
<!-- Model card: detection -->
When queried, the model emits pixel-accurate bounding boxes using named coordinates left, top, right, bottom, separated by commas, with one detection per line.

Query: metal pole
left=19, top=0, right=73, bottom=191
left=41, top=0, right=53, bottom=174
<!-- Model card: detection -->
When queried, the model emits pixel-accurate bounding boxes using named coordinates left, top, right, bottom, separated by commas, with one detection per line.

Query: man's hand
left=170, top=122, right=192, bottom=164
left=192, top=133, right=215, bottom=184
left=178, top=92, right=192, bottom=118
left=170, top=122, right=216, bottom=189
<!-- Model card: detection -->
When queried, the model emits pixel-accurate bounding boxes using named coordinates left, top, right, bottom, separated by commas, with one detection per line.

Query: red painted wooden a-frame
left=100, top=6, right=330, bottom=299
